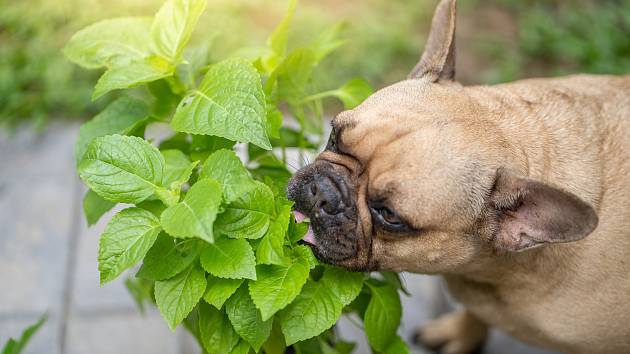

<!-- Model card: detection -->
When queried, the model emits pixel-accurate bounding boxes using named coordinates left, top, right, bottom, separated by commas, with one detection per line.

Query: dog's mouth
left=293, top=211, right=317, bottom=246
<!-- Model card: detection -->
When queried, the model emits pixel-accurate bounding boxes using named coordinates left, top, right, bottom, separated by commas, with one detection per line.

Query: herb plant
left=65, top=0, right=408, bottom=352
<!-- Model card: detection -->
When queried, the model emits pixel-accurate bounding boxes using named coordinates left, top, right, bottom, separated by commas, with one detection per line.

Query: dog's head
left=287, top=0, right=598, bottom=273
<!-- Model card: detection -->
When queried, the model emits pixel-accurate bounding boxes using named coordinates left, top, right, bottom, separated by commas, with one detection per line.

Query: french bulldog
left=286, top=0, right=630, bottom=353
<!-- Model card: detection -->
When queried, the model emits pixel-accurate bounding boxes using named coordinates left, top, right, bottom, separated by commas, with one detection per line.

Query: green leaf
left=278, top=278, right=341, bottom=345
left=364, top=284, right=402, bottom=351
left=83, top=190, right=116, bottom=226
left=78, top=135, right=166, bottom=204
left=262, top=319, right=287, bottom=354
left=203, top=275, right=244, bottom=309
left=330, top=78, right=373, bottom=109
left=229, top=341, right=251, bottom=354
left=225, top=285, right=272, bottom=351
left=323, top=267, right=364, bottom=306
left=288, top=217, right=309, bottom=244
left=160, top=179, right=222, bottom=243
left=161, top=149, right=198, bottom=190
left=198, top=302, right=238, bottom=354
left=200, top=237, right=256, bottom=279
left=155, top=262, right=207, bottom=330
left=1, top=314, right=47, bottom=354
left=92, top=58, right=174, bottom=100
left=274, top=48, right=316, bottom=104
left=98, top=208, right=161, bottom=284
left=278, top=267, right=360, bottom=345
left=249, top=247, right=311, bottom=320
left=200, top=149, right=253, bottom=203
left=309, top=22, right=346, bottom=64
left=190, top=135, right=235, bottom=161
left=75, top=96, right=150, bottom=165
left=63, top=17, right=153, bottom=69
left=136, top=233, right=202, bottom=281
left=214, top=181, right=274, bottom=240
left=150, top=0, right=207, bottom=64
left=171, top=58, right=271, bottom=150
left=257, top=203, right=291, bottom=265
left=268, top=0, right=297, bottom=58
left=384, top=336, right=411, bottom=354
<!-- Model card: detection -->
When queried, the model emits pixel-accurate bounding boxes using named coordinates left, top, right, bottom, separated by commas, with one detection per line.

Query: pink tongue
left=293, top=211, right=316, bottom=245
left=293, top=211, right=306, bottom=223
left=303, top=225, right=316, bottom=245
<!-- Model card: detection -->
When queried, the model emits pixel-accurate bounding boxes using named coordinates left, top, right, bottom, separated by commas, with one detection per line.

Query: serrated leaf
left=278, top=266, right=360, bottom=345
left=190, top=135, right=236, bottom=161
left=248, top=248, right=310, bottom=320
left=225, top=285, right=272, bottom=351
left=214, top=180, right=274, bottom=240
left=155, top=262, right=207, bottom=330
left=150, top=0, right=207, bottom=64
left=203, top=275, right=244, bottom=309
left=78, top=135, right=166, bottom=204
left=63, top=17, right=153, bottom=69
left=83, top=190, right=116, bottom=226
left=330, top=78, right=373, bottom=109
left=75, top=96, right=150, bottom=165
left=171, top=58, right=271, bottom=150
left=136, top=233, right=201, bottom=281
left=92, top=58, right=173, bottom=100
left=257, top=203, right=291, bottom=265
left=161, top=149, right=198, bottom=190
left=200, top=237, right=256, bottom=279
left=199, top=149, right=253, bottom=203
left=229, top=340, right=251, bottom=354
left=198, top=302, right=238, bottom=354
left=98, top=208, right=161, bottom=284
left=161, top=179, right=222, bottom=243
left=279, top=278, right=341, bottom=345
left=365, top=284, right=402, bottom=351
left=322, top=266, right=364, bottom=306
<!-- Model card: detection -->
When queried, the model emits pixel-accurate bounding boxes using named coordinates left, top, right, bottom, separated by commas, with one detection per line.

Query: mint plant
left=65, top=0, right=408, bottom=352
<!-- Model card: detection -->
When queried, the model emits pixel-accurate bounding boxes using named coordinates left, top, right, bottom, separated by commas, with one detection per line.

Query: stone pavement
left=0, top=123, right=557, bottom=354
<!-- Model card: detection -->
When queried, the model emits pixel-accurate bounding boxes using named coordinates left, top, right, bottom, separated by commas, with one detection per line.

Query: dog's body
left=287, top=1, right=630, bottom=353
left=442, top=75, right=630, bottom=353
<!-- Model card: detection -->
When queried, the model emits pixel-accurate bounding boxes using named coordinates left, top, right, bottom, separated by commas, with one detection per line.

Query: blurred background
left=1, top=0, right=629, bottom=353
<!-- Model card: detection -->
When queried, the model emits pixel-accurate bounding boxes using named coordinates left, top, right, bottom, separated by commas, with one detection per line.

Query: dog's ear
left=409, top=0, right=457, bottom=81
left=489, top=170, right=598, bottom=252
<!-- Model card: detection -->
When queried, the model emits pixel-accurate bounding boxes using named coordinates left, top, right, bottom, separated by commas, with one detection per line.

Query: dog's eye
left=370, top=204, right=407, bottom=231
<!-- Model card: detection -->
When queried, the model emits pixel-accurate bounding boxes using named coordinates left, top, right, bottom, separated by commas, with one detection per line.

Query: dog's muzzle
left=287, top=160, right=360, bottom=264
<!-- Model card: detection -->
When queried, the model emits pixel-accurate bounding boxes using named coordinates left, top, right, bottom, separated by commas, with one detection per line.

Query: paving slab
left=65, top=309, right=179, bottom=354
left=0, top=124, right=79, bottom=316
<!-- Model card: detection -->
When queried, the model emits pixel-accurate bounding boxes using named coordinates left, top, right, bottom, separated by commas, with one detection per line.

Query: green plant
left=2, top=315, right=47, bottom=354
left=65, top=0, right=409, bottom=353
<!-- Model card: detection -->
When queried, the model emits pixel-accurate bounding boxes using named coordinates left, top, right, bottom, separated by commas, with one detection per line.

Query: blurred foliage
left=1, top=0, right=630, bottom=129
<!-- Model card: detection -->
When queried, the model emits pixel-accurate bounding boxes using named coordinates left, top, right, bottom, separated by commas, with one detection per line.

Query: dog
left=286, top=0, right=630, bottom=353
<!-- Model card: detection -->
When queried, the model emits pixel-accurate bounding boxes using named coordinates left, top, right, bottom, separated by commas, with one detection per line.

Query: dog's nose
left=309, top=175, right=344, bottom=215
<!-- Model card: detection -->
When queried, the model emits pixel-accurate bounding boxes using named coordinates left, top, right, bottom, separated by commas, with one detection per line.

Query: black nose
left=309, top=175, right=344, bottom=215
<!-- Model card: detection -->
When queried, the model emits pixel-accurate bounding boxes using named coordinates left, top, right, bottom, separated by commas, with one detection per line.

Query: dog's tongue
left=293, top=211, right=316, bottom=245
left=293, top=211, right=307, bottom=223
left=303, top=225, right=316, bottom=245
